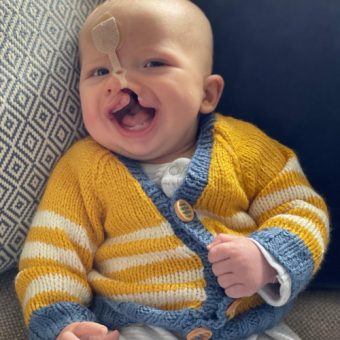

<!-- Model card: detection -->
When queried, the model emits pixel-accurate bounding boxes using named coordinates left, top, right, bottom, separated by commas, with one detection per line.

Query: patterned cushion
left=0, top=0, right=102, bottom=274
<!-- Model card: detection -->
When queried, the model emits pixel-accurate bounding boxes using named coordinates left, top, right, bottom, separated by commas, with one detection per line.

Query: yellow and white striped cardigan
left=16, top=114, right=329, bottom=338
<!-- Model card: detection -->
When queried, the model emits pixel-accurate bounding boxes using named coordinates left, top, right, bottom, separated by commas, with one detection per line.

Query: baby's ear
left=200, top=74, right=224, bottom=114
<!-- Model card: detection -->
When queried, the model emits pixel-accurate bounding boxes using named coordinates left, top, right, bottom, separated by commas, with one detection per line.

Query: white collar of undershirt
left=141, top=158, right=191, bottom=197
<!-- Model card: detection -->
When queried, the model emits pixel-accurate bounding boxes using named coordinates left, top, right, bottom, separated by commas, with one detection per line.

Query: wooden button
left=174, top=199, right=194, bottom=222
left=186, top=327, right=213, bottom=340
left=225, top=299, right=242, bottom=319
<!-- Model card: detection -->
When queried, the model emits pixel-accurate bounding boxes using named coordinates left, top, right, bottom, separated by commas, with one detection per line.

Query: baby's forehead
left=81, top=0, right=208, bottom=41
left=79, top=0, right=213, bottom=71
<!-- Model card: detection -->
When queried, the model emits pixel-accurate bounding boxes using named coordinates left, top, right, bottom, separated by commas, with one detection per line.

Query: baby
left=16, top=0, right=329, bottom=339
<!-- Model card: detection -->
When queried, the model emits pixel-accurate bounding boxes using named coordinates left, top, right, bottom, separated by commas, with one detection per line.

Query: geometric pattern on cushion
left=0, top=0, right=102, bottom=274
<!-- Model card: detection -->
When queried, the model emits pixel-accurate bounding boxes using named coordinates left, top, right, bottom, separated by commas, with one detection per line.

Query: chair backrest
left=195, top=0, right=340, bottom=287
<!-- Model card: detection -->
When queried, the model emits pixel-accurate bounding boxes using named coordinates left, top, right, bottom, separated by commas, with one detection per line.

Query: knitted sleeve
left=15, top=138, right=105, bottom=339
left=229, top=118, right=330, bottom=300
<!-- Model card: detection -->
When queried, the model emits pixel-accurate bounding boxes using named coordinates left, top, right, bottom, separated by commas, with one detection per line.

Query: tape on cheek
left=91, top=16, right=127, bottom=88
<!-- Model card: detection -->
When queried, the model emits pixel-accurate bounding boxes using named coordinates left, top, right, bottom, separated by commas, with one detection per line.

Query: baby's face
left=79, top=1, right=223, bottom=163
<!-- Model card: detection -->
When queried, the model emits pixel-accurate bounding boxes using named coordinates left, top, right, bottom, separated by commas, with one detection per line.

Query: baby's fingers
left=82, top=330, right=120, bottom=340
left=57, top=322, right=111, bottom=340
left=105, top=330, right=120, bottom=340
left=208, top=233, right=238, bottom=250
left=207, top=242, right=232, bottom=263
left=58, top=331, right=79, bottom=340
left=74, top=322, right=108, bottom=337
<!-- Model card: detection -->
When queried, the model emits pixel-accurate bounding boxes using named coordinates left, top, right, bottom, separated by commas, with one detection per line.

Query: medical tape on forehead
left=91, top=15, right=127, bottom=88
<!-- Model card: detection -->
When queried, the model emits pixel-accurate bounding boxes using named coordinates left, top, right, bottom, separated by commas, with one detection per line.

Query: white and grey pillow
left=0, top=0, right=102, bottom=274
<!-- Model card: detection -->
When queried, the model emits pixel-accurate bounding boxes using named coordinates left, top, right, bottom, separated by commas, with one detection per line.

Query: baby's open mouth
left=111, top=90, right=155, bottom=131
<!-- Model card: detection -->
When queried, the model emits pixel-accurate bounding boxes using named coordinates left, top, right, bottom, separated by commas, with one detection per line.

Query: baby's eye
left=93, top=68, right=110, bottom=76
left=144, top=60, right=166, bottom=68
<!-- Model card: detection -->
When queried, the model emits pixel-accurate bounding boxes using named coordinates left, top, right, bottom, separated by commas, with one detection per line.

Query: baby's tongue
left=121, top=109, right=152, bottom=131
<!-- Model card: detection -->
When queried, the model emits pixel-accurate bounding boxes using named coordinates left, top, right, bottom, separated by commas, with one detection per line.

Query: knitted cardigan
left=16, top=114, right=329, bottom=339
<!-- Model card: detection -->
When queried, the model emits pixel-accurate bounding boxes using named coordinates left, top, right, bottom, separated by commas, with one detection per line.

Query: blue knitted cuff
left=29, top=302, right=97, bottom=340
left=251, top=228, right=314, bottom=299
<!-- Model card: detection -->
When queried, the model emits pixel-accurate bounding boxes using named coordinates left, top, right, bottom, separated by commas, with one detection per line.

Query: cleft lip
left=114, top=91, right=138, bottom=121
left=110, top=89, right=155, bottom=123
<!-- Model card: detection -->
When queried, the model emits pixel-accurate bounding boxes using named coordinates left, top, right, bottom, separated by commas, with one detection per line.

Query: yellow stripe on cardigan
left=140, top=268, right=204, bottom=285
left=104, top=222, right=176, bottom=245
left=109, top=288, right=206, bottom=311
left=198, top=217, right=257, bottom=236
left=90, top=276, right=206, bottom=296
left=97, top=245, right=202, bottom=274
left=25, top=227, right=83, bottom=251
left=96, top=235, right=184, bottom=261
left=19, top=258, right=87, bottom=280
left=305, top=196, right=329, bottom=218
left=88, top=271, right=206, bottom=310
left=196, top=209, right=257, bottom=232
left=251, top=171, right=312, bottom=201
left=104, top=257, right=203, bottom=283
left=24, top=291, right=86, bottom=325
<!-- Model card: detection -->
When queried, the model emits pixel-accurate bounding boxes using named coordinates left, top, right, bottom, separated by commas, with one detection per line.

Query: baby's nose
left=105, top=70, right=127, bottom=95
left=105, top=75, right=121, bottom=95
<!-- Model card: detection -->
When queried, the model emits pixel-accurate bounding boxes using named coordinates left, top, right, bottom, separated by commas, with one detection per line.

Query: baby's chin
left=109, top=146, right=171, bottom=164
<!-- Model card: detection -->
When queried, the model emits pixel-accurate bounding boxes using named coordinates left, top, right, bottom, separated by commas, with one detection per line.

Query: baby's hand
left=207, top=234, right=277, bottom=298
left=57, top=321, right=120, bottom=340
